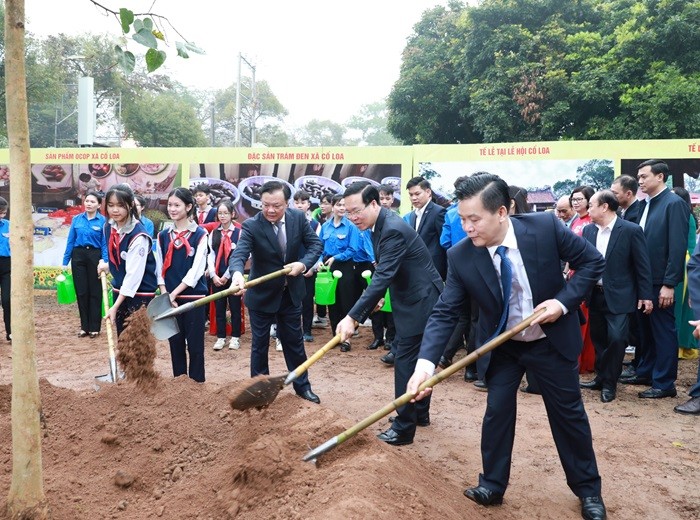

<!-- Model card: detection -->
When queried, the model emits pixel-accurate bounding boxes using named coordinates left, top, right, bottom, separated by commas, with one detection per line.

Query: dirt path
left=0, top=296, right=697, bottom=519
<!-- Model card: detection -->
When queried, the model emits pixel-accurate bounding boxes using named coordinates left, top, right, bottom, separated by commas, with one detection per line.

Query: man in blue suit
left=676, top=241, right=700, bottom=415
left=581, top=190, right=653, bottom=403
left=407, top=174, right=607, bottom=520
left=620, top=160, right=689, bottom=398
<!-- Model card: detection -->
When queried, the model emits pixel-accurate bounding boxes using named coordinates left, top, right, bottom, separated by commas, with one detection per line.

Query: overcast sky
left=25, top=0, right=450, bottom=127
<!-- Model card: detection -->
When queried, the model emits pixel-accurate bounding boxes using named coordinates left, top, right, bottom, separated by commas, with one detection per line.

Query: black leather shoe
left=380, top=352, right=395, bottom=365
left=619, top=366, right=636, bottom=379
left=438, top=356, right=452, bottom=369
left=463, top=485, right=503, bottom=506
left=464, top=367, right=478, bottom=382
left=473, top=380, right=488, bottom=391
left=619, top=375, right=652, bottom=385
left=638, top=387, right=677, bottom=399
left=580, top=379, right=602, bottom=390
left=339, top=342, right=351, bottom=352
left=580, top=496, right=606, bottom=520
left=383, top=342, right=392, bottom=351
left=674, top=396, right=700, bottom=415
left=367, top=339, right=384, bottom=350
left=600, top=389, right=616, bottom=403
left=297, top=389, right=320, bottom=404
left=389, top=415, right=430, bottom=427
left=377, top=428, right=413, bottom=446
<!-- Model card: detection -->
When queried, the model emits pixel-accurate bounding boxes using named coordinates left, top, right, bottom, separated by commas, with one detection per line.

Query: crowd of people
left=9, top=159, right=694, bottom=520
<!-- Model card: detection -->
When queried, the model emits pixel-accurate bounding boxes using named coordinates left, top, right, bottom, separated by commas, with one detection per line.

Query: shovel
left=230, top=333, right=345, bottom=411
left=95, top=271, right=120, bottom=386
left=302, top=308, right=546, bottom=462
left=147, top=267, right=291, bottom=340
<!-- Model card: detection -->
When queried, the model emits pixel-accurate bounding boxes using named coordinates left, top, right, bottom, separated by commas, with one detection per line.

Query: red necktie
left=108, top=228, right=121, bottom=267
left=198, top=210, right=205, bottom=225
left=161, top=230, right=192, bottom=278
left=215, top=229, right=232, bottom=274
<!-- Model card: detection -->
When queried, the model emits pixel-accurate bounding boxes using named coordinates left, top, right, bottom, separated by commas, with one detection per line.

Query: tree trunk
left=4, top=1, right=49, bottom=518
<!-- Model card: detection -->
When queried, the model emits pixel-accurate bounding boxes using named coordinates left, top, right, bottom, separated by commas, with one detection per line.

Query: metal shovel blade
left=146, top=293, right=179, bottom=340
left=229, top=375, right=286, bottom=411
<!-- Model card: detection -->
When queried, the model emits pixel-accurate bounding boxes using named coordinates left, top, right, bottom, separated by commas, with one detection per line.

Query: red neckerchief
left=198, top=208, right=207, bottom=225
left=215, top=228, right=232, bottom=273
left=108, top=228, right=121, bottom=267
left=161, top=229, right=192, bottom=278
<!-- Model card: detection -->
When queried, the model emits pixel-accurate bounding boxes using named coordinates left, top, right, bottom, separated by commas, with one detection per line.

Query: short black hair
left=134, top=194, right=146, bottom=207
left=293, top=190, right=310, bottom=202
left=508, top=185, right=530, bottom=214
left=260, top=180, right=291, bottom=201
left=637, top=159, right=670, bottom=182
left=595, top=190, right=619, bottom=212
left=343, top=181, right=379, bottom=205
left=0, top=196, right=7, bottom=211
left=570, top=185, right=595, bottom=208
left=378, top=184, right=394, bottom=196
left=453, top=173, right=510, bottom=213
left=86, top=190, right=104, bottom=204
left=612, top=174, right=638, bottom=194
left=331, top=193, right=344, bottom=206
left=191, top=183, right=211, bottom=195
left=406, top=176, right=431, bottom=191
left=105, top=184, right=139, bottom=220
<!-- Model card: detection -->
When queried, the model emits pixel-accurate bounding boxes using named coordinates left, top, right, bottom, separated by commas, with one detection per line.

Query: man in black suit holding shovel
left=336, top=182, right=443, bottom=447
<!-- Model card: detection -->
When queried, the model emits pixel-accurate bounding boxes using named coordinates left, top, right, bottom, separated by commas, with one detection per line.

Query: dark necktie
left=275, top=221, right=287, bottom=260
left=495, top=245, right=512, bottom=335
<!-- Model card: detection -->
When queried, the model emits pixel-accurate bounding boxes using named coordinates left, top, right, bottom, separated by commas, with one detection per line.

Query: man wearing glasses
left=228, top=181, right=323, bottom=404
left=336, top=182, right=444, bottom=446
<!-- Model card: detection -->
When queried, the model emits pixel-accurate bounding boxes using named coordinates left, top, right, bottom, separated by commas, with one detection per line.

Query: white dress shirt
left=594, top=216, right=616, bottom=285
left=414, top=204, right=427, bottom=231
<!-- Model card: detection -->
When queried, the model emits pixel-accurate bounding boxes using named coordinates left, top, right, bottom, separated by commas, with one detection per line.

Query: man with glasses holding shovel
left=336, top=182, right=444, bottom=446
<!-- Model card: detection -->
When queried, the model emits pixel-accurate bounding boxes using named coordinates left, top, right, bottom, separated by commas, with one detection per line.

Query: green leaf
left=114, top=45, right=136, bottom=74
left=143, top=17, right=154, bottom=31
left=119, top=8, right=134, bottom=33
left=145, top=48, right=167, bottom=72
left=133, top=28, right=158, bottom=49
left=184, top=42, right=206, bottom=55
left=176, top=41, right=189, bottom=59
left=133, top=19, right=143, bottom=32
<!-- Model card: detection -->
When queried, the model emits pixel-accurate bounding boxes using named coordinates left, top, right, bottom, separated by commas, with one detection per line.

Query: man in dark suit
left=405, top=176, right=447, bottom=279
left=580, top=190, right=653, bottom=403
left=407, top=174, right=607, bottom=520
left=620, top=160, right=689, bottom=398
left=229, top=181, right=323, bottom=404
left=611, top=174, right=644, bottom=224
left=676, top=241, right=700, bottom=415
left=336, top=182, right=443, bottom=446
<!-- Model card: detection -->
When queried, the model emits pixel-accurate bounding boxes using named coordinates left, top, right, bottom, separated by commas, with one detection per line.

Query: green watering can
left=314, top=266, right=342, bottom=305
left=361, top=270, right=392, bottom=312
left=55, top=271, right=77, bottom=305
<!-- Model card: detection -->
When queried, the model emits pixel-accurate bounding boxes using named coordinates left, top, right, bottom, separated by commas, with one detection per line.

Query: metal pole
left=251, top=65, right=256, bottom=146
left=117, top=92, right=122, bottom=147
left=235, top=53, right=242, bottom=147
left=210, top=104, right=215, bottom=146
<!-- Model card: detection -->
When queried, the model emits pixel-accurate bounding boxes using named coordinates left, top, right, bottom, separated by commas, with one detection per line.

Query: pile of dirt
left=117, top=307, right=160, bottom=390
left=0, top=377, right=476, bottom=519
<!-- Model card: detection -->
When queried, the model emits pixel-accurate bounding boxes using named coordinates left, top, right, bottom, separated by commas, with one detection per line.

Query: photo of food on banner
left=0, top=163, right=181, bottom=267
left=190, top=162, right=402, bottom=221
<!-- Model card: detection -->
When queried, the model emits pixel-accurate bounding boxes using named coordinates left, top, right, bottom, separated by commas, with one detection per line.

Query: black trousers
left=302, top=273, right=315, bottom=335
left=212, top=280, right=242, bottom=338
left=248, top=289, right=311, bottom=395
left=114, top=294, right=152, bottom=336
left=371, top=311, right=395, bottom=343
left=0, top=256, right=10, bottom=337
left=328, top=260, right=362, bottom=333
left=169, top=304, right=206, bottom=382
left=391, top=332, right=431, bottom=438
left=481, top=338, right=601, bottom=497
left=71, top=246, right=103, bottom=333
left=588, top=289, right=629, bottom=390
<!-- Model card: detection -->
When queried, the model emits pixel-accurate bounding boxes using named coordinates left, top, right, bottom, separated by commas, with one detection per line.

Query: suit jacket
left=418, top=212, right=605, bottom=372
left=641, top=188, right=689, bottom=287
left=582, top=217, right=653, bottom=314
left=228, top=208, right=322, bottom=313
left=687, top=241, right=700, bottom=321
left=408, top=200, right=447, bottom=278
left=348, top=208, right=443, bottom=338
left=622, top=199, right=644, bottom=224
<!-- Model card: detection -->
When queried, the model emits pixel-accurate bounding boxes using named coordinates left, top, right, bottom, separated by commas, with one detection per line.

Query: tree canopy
left=388, top=0, right=700, bottom=144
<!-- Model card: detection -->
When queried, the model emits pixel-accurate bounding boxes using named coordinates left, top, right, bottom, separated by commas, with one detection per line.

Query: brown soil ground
left=0, top=295, right=698, bottom=519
